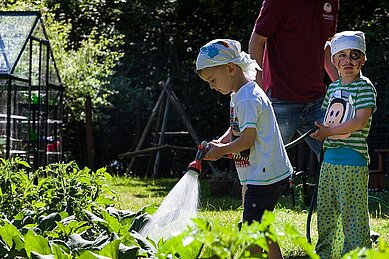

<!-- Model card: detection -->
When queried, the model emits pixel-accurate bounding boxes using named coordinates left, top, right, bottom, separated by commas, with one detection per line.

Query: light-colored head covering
left=196, top=39, right=261, bottom=80
left=325, top=31, right=366, bottom=57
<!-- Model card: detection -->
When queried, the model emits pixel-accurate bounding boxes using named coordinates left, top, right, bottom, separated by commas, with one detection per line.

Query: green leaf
left=129, top=213, right=150, bottom=233
left=99, top=209, right=122, bottom=233
left=78, top=251, right=112, bottom=259
left=31, top=251, right=55, bottom=259
left=33, top=201, right=47, bottom=209
left=38, top=212, right=62, bottom=232
left=66, top=234, right=94, bottom=250
left=96, top=167, right=107, bottom=175
left=191, top=218, right=211, bottom=231
left=0, top=221, right=21, bottom=248
left=118, top=243, right=139, bottom=259
left=95, top=196, right=115, bottom=205
left=51, top=243, right=72, bottom=259
left=83, top=210, right=107, bottom=225
left=161, top=232, right=203, bottom=259
left=97, top=239, right=120, bottom=258
left=130, top=230, right=156, bottom=256
left=12, top=234, right=25, bottom=252
left=284, top=224, right=319, bottom=259
left=24, top=230, right=53, bottom=258
left=103, top=172, right=113, bottom=180
left=15, top=158, right=31, bottom=168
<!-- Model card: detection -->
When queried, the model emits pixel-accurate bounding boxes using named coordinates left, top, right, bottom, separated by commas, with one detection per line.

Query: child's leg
left=242, top=178, right=288, bottom=223
left=340, top=165, right=371, bottom=255
left=315, top=162, right=342, bottom=259
left=242, top=178, right=288, bottom=259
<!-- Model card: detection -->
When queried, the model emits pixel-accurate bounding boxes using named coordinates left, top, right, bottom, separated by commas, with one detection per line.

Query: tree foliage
left=2, top=0, right=388, bottom=172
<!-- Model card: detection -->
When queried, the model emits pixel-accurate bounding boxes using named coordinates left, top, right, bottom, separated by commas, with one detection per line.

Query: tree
left=3, top=0, right=388, bottom=173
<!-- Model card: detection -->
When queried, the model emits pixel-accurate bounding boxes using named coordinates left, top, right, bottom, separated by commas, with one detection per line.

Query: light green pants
left=315, top=162, right=371, bottom=259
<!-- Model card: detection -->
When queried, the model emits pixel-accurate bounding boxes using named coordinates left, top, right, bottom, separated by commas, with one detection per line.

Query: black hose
left=284, top=126, right=321, bottom=243
left=306, top=183, right=317, bottom=243
left=284, top=127, right=318, bottom=150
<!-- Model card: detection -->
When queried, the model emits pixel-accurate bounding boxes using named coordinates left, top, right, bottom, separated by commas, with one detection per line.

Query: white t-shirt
left=230, top=81, right=293, bottom=185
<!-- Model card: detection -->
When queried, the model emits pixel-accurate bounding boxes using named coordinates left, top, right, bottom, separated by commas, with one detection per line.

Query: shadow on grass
left=199, top=178, right=315, bottom=212
left=112, top=174, right=389, bottom=217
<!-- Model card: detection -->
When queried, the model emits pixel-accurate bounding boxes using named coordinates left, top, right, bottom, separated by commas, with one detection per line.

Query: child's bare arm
left=204, top=128, right=256, bottom=161
left=213, top=127, right=232, bottom=144
left=310, top=107, right=372, bottom=141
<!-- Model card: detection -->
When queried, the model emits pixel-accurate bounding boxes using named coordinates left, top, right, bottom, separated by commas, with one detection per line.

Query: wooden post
left=85, top=96, right=95, bottom=170
left=146, top=92, right=167, bottom=176
left=127, top=89, right=166, bottom=173
left=162, top=81, right=200, bottom=144
left=122, top=77, right=217, bottom=177
left=161, top=78, right=218, bottom=175
left=152, top=96, right=171, bottom=178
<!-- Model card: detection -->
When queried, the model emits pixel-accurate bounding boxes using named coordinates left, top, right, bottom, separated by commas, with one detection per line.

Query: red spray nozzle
left=187, top=141, right=208, bottom=174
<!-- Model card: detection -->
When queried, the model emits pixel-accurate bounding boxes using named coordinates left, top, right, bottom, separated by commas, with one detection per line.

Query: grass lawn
left=107, top=175, right=389, bottom=258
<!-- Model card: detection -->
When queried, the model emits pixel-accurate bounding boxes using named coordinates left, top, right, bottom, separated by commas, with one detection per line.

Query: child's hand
left=204, top=142, right=224, bottom=161
left=310, top=121, right=330, bottom=141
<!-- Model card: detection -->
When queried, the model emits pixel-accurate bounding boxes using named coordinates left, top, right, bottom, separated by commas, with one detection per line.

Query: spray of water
left=139, top=169, right=200, bottom=241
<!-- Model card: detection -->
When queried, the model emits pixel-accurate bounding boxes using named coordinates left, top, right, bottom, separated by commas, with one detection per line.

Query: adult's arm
left=249, top=32, right=267, bottom=88
left=324, top=45, right=339, bottom=82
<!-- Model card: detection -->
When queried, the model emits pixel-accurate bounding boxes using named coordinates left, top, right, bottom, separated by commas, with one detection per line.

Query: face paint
left=350, top=50, right=363, bottom=60
left=335, top=49, right=364, bottom=65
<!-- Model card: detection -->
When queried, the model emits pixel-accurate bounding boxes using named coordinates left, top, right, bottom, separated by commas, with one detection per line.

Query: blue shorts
left=269, top=91, right=324, bottom=161
left=242, top=177, right=288, bottom=224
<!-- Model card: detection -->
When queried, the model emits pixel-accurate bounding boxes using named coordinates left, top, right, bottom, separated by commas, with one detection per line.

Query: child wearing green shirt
left=311, top=31, right=377, bottom=258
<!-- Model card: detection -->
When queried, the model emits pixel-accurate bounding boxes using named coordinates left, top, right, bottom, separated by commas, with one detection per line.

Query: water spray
left=139, top=141, right=209, bottom=241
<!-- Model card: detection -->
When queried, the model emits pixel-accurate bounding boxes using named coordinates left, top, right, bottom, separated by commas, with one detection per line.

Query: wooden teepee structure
left=119, top=77, right=216, bottom=178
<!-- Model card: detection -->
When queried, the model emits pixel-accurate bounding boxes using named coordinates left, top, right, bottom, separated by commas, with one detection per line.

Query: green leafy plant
left=0, top=159, right=115, bottom=221
left=0, top=159, right=388, bottom=258
left=34, top=162, right=115, bottom=215
left=0, top=157, right=34, bottom=219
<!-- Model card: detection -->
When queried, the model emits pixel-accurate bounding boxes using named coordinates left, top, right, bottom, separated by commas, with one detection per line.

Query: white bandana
left=325, top=31, right=366, bottom=57
left=196, top=39, right=261, bottom=80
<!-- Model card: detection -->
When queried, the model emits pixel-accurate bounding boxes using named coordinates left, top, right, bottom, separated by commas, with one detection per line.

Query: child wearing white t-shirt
left=196, top=39, right=293, bottom=259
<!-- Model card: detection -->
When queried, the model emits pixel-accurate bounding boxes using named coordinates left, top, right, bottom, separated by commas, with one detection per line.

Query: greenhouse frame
left=0, top=11, right=63, bottom=168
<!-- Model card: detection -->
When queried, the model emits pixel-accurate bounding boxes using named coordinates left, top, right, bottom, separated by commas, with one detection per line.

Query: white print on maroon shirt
left=323, top=3, right=335, bottom=21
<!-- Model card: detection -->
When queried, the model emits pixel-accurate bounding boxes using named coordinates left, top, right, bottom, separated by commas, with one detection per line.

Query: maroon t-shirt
left=253, top=0, right=339, bottom=103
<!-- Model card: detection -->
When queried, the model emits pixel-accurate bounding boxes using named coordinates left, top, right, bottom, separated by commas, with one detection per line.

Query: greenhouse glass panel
left=0, top=11, right=63, bottom=169
left=0, top=13, right=37, bottom=73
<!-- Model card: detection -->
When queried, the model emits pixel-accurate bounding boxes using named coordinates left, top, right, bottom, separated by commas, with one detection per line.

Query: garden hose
left=283, top=126, right=319, bottom=243
left=368, top=195, right=389, bottom=210
left=284, top=127, right=318, bottom=150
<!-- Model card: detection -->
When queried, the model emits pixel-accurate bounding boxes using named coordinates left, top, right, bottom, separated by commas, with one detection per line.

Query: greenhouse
left=0, top=11, right=63, bottom=169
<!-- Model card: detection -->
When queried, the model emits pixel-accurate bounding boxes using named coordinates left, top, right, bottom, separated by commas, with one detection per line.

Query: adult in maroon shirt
left=249, top=0, right=339, bottom=161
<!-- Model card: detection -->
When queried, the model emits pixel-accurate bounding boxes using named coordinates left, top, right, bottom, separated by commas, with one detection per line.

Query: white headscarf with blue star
left=196, top=39, right=261, bottom=80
